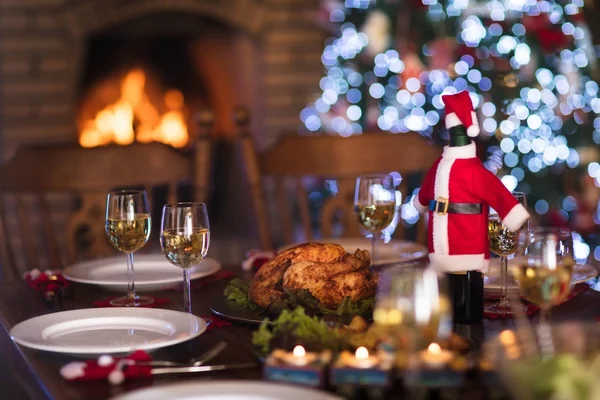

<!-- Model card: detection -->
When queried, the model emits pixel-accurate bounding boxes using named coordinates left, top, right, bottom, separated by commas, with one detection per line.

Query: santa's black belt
left=429, top=199, right=482, bottom=215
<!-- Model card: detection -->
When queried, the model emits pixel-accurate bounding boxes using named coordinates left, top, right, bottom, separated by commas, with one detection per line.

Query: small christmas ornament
left=414, top=91, right=529, bottom=273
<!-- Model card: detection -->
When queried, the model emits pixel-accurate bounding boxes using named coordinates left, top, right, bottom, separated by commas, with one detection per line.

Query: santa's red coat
left=414, top=142, right=529, bottom=272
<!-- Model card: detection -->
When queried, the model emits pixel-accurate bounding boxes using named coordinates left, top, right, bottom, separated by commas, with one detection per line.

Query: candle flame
left=428, top=343, right=442, bottom=354
left=355, top=346, right=369, bottom=360
left=293, top=345, right=306, bottom=358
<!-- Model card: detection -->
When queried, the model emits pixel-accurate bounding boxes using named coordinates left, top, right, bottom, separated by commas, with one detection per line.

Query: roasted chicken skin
left=248, top=242, right=376, bottom=310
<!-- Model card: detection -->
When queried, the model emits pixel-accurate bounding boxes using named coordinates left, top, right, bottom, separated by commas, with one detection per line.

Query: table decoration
left=263, top=345, right=331, bottom=387
left=242, top=249, right=275, bottom=271
left=23, top=269, right=70, bottom=301
left=60, top=350, right=257, bottom=384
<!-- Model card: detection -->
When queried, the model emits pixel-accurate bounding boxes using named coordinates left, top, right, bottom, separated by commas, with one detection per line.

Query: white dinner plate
left=63, top=254, right=221, bottom=292
left=10, top=308, right=206, bottom=356
left=484, top=258, right=598, bottom=290
left=279, top=237, right=428, bottom=265
left=110, top=380, right=342, bottom=400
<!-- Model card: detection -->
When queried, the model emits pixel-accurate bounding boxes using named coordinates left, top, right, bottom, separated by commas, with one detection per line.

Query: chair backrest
left=0, top=118, right=213, bottom=282
left=236, top=109, right=442, bottom=250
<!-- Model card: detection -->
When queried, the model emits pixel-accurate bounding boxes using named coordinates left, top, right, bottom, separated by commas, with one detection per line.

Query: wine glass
left=485, top=191, right=528, bottom=314
left=374, top=263, right=452, bottom=360
left=160, top=202, right=210, bottom=314
left=354, top=174, right=396, bottom=264
left=514, top=227, right=575, bottom=326
left=105, top=189, right=153, bottom=307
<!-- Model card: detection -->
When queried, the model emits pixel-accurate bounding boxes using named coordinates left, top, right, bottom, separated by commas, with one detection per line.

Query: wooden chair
left=0, top=114, right=214, bottom=282
left=235, top=107, right=442, bottom=251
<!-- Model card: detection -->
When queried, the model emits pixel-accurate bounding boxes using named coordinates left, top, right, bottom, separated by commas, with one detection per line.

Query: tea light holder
left=330, top=347, right=393, bottom=387
left=404, top=343, right=468, bottom=389
left=263, top=345, right=331, bottom=388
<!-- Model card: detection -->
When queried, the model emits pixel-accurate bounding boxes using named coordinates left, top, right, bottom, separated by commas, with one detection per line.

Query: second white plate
left=279, top=238, right=428, bottom=265
left=63, top=254, right=221, bottom=292
left=10, top=308, right=206, bottom=356
left=484, top=258, right=598, bottom=290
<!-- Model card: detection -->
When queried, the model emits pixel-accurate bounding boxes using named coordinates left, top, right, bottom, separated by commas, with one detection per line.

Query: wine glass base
left=109, top=295, right=154, bottom=307
left=484, top=301, right=527, bottom=315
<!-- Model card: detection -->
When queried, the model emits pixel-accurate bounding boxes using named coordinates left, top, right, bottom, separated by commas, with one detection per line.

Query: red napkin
left=241, top=250, right=275, bottom=271
left=92, top=297, right=171, bottom=308
left=60, top=350, right=153, bottom=384
left=484, top=283, right=590, bottom=320
left=23, top=269, right=70, bottom=300
left=203, top=315, right=232, bottom=331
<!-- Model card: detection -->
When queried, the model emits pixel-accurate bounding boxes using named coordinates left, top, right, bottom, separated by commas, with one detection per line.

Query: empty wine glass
left=354, top=174, right=396, bottom=264
left=105, top=189, right=153, bottom=307
left=485, top=191, right=528, bottom=315
left=160, top=202, right=210, bottom=314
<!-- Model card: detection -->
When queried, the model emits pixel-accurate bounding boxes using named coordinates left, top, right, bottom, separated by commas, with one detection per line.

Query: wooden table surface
left=1, top=265, right=600, bottom=400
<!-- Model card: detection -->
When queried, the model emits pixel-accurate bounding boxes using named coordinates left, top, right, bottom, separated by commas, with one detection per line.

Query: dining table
left=1, top=263, right=600, bottom=400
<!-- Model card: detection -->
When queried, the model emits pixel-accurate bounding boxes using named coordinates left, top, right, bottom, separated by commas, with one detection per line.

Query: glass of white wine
left=105, top=189, right=153, bottom=307
left=486, top=191, right=528, bottom=314
left=374, top=264, right=452, bottom=362
left=354, top=174, right=396, bottom=265
left=514, top=228, right=574, bottom=326
left=160, top=202, right=210, bottom=314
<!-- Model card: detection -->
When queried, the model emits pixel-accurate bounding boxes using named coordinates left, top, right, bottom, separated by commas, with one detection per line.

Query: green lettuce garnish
left=223, top=278, right=259, bottom=311
left=251, top=307, right=341, bottom=355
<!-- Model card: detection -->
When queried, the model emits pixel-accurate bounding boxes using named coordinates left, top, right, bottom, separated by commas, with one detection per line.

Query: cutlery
left=137, top=340, right=227, bottom=367
left=150, top=362, right=258, bottom=376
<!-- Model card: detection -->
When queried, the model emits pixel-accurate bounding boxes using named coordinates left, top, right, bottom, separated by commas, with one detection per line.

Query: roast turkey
left=248, top=242, right=377, bottom=310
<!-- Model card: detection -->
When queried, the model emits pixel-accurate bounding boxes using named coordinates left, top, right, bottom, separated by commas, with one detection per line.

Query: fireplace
left=0, top=0, right=325, bottom=264
left=0, top=0, right=325, bottom=157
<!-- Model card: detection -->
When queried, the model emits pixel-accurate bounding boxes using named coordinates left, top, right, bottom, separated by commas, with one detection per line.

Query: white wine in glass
left=160, top=202, right=210, bottom=314
left=514, top=228, right=575, bottom=324
left=354, top=174, right=396, bottom=264
left=105, top=189, right=153, bottom=307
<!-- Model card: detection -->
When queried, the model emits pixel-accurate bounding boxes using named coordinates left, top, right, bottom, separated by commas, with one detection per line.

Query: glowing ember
left=79, top=69, right=189, bottom=148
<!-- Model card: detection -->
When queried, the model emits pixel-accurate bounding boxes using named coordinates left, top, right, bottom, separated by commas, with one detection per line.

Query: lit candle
left=274, top=345, right=317, bottom=367
left=420, top=343, right=454, bottom=369
left=341, top=346, right=380, bottom=369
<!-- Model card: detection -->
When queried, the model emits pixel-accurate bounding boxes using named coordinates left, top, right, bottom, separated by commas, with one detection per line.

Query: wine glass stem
left=371, top=234, right=378, bottom=265
left=500, top=256, right=508, bottom=305
left=538, top=308, right=555, bottom=356
left=183, top=268, right=192, bottom=314
left=126, top=252, right=137, bottom=301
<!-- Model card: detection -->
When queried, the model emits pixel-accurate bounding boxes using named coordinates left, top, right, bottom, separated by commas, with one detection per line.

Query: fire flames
left=79, top=69, right=189, bottom=148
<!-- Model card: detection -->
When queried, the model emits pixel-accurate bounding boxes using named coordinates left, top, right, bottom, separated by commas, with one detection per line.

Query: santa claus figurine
left=414, top=91, right=530, bottom=273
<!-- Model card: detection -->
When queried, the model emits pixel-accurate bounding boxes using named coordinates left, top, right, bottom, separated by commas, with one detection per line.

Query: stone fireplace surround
left=0, top=0, right=326, bottom=265
left=0, top=0, right=325, bottom=158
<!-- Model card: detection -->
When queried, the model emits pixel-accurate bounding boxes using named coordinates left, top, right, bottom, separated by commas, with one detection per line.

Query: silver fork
left=137, top=340, right=228, bottom=367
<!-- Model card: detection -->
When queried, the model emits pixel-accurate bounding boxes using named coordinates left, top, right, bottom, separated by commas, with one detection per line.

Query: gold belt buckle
left=435, top=197, right=449, bottom=215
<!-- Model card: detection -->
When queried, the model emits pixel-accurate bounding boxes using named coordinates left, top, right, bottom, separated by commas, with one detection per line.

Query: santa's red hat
left=441, top=91, right=480, bottom=137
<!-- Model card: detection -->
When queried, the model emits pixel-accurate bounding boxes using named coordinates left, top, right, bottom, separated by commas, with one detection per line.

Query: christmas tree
left=301, top=0, right=600, bottom=260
